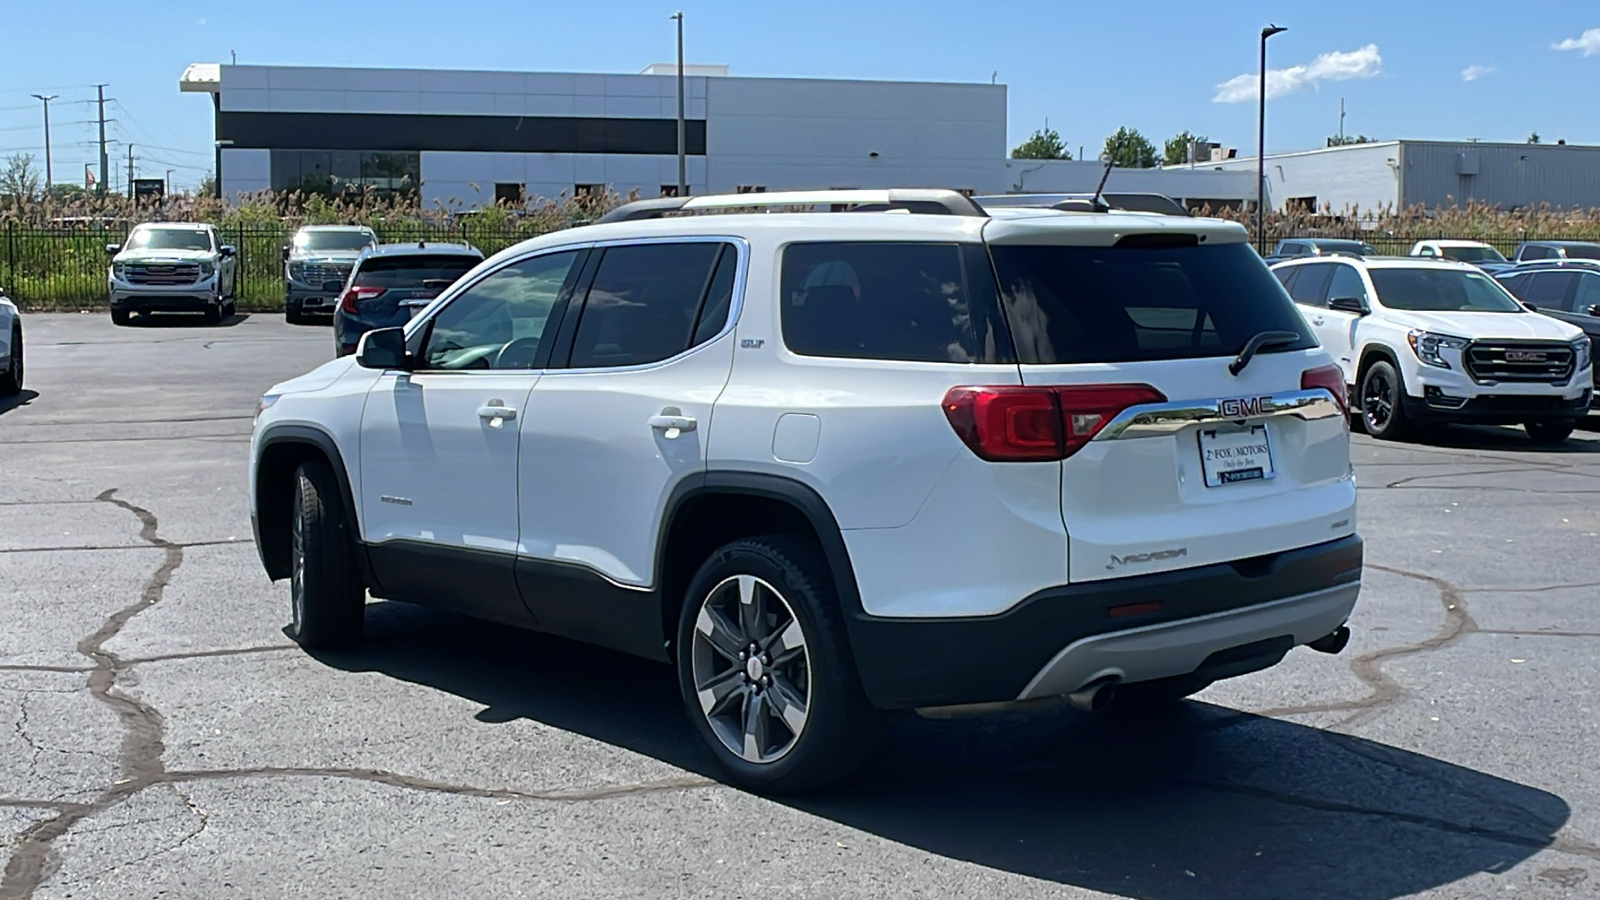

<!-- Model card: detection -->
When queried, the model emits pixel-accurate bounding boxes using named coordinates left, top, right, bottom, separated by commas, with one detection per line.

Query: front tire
left=676, top=535, right=882, bottom=794
left=1360, top=360, right=1412, bottom=441
left=0, top=326, right=20, bottom=395
left=289, top=459, right=365, bottom=649
left=110, top=308, right=131, bottom=327
left=1525, top=421, right=1576, bottom=444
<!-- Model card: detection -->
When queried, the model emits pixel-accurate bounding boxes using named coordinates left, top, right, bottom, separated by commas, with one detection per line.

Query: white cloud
left=1554, top=28, right=1600, bottom=56
left=196, top=17, right=208, bottom=25
left=1461, top=64, right=1494, bottom=82
left=1213, top=44, right=1383, bottom=103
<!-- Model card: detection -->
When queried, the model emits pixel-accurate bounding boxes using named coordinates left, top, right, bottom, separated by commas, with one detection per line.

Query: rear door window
left=1574, top=273, right=1600, bottom=314
left=781, top=242, right=1011, bottom=363
left=1287, top=263, right=1335, bottom=307
left=1525, top=272, right=1577, bottom=309
left=988, top=241, right=1315, bottom=364
left=567, top=241, right=730, bottom=368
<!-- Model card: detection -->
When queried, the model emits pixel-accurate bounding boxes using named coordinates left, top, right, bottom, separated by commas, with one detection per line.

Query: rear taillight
left=339, top=285, right=385, bottom=315
left=942, top=384, right=1166, bottom=462
left=1300, top=364, right=1348, bottom=415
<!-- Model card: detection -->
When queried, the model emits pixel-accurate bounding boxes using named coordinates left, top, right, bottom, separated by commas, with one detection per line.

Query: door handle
left=1312, top=317, right=1325, bottom=326
left=649, top=406, right=697, bottom=437
left=477, top=401, right=517, bottom=428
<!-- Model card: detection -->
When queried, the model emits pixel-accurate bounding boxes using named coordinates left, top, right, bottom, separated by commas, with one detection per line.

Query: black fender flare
left=253, top=423, right=370, bottom=586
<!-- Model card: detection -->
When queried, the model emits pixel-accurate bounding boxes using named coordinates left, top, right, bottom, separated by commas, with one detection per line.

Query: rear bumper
left=843, top=535, right=1362, bottom=709
left=1403, top=389, right=1591, bottom=425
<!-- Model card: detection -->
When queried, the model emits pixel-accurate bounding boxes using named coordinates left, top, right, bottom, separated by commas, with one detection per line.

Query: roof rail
left=594, top=189, right=988, bottom=224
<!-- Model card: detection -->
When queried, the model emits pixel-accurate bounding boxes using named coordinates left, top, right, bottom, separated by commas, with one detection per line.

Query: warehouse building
left=179, top=62, right=1254, bottom=208
left=1210, top=140, right=1600, bottom=213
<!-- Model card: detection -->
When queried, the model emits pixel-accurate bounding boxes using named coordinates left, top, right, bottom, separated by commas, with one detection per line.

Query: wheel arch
left=1356, top=343, right=1401, bottom=386
left=254, top=425, right=368, bottom=584
left=656, top=472, right=862, bottom=661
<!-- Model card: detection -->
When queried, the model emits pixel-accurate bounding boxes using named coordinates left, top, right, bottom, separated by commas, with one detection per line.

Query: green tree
left=1326, top=134, right=1376, bottom=147
left=1103, top=127, right=1158, bottom=168
left=1163, top=131, right=1209, bottom=166
left=1527, top=132, right=1541, bottom=145
left=1010, top=127, right=1070, bottom=160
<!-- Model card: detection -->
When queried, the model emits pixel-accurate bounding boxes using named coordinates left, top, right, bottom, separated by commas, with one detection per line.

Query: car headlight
left=198, top=261, right=216, bottom=277
left=111, top=262, right=125, bottom=280
left=1407, top=330, right=1470, bottom=369
left=288, top=263, right=305, bottom=282
left=1573, top=337, right=1593, bottom=372
left=255, top=393, right=281, bottom=419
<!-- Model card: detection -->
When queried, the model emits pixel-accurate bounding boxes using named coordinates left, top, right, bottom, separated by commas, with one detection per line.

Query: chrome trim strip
left=1094, top=388, right=1342, bottom=440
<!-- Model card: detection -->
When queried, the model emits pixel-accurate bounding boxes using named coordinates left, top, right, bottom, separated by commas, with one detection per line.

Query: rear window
left=1439, top=245, right=1506, bottom=263
left=354, top=255, right=479, bottom=289
left=989, top=241, right=1316, bottom=365
left=780, top=242, right=1012, bottom=363
left=1563, top=244, right=1600, bottom=261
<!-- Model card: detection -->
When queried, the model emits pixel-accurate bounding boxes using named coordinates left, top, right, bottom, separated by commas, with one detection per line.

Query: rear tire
left=675, top=535, right=882, bottom=794
left=288, top=459, right=365, bottom=649
left=1359, top=360, right=1411, bottom=441
left=1525, top=421, right=1575, bottom=444
left=110, top=309, right=131, bottom=327
left=0, top=326, right=20, bottom=395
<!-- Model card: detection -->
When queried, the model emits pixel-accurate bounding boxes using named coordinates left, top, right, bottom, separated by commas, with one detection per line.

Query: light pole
left=671, top=11, right=686, bottom=197
left=1257, top=24, right=1287, bottom=252
left=214, top=139, right=234, bottom=200
left=31, top=94, right=57, bottom=194
left=165, top=169, right=174, bottom=197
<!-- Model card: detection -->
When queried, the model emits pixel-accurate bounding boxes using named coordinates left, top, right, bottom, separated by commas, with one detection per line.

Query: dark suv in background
left=1496, top=264, right=1600, bottom=408
left=1513, top=241, right=1600, bottom=264
left=1266, top=238, right=1377, bottom=264
left=284, top=226, right=377, bottom=324
left=332, top=242, right=483, bottom=355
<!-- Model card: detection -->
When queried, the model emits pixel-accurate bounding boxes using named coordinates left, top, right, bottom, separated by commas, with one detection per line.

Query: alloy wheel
left=690, top=574, right=811, bottom=764
left=290, top=480, right=307, bottom=634
left=1363, top=370, right=1393, bottom=432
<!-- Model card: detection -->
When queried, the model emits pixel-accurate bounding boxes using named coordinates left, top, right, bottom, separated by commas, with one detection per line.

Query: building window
left=574, top=183, right=603, bottom=200
left=956, top=188, right=975, bottom=198
left=736, top=185, right=767, bottom=194
left=659, top=184, right=681, bottom=197
left=1286, top=196, right=1318, bottom=214
left=494, top=182, right=525, bottom=206
left=269, top=150, right=419, bottom=199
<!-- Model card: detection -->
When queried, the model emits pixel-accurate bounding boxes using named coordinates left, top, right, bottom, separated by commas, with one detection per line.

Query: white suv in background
left=1273, top=256, right=1592, bottom=442
left=107, top=222, right=238, bottom=325
left=251, top=190, right=1362, bottom=792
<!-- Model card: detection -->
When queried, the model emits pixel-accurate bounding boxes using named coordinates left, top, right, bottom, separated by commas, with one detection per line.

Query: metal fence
left=0, top=220, right=569, bottom=310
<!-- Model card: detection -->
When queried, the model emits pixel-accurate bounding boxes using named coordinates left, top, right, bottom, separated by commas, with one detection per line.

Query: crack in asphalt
left=1253, top=563, right=1476, bottom=727
left=0, top=539, right=249, bottom=556
left=120, top=645, right=299, bottom=666
left=0, top=434, right=253, bottom=446
left=1463, top=581, right=1600, bottom=595
left=164, top=767, right=713, bottom=803
left=0, top=415, right=256, bottom=428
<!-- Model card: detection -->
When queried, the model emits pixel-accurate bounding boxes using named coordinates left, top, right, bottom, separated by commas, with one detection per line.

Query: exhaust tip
left=1307, top=625, right=1351, bottom=655
left=1067, top=676, right=1120, bottom=713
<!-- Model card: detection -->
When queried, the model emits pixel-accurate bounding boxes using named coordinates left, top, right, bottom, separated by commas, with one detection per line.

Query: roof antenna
left=1090, top=153, right=1114, bottom=212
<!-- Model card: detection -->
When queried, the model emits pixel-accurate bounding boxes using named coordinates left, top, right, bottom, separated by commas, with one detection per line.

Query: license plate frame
left=1198, top=424, right=1276, bottom=488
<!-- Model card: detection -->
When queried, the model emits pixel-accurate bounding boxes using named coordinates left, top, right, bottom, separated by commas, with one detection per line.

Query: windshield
left=1562, top=244, right=1600, bottom=260
left=1370, top=268, right=1524, bottom=313
left=353, top=255, right=479, bottom=289
left=124, top=228, right=211, bottom=252
left=1440, top=245, right=1508, bottom=263
left=295, top=230, right=375, bottom=252
left=988, top=241, right=1317, bottom=364
left=1316, top=240, right=1376, bottom=256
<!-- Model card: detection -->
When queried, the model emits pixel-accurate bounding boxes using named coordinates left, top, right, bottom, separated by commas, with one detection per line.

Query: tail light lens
left=943, top=384, right=1166, bottom=461
left=1300, top=364, right=1348, bottom=415
left=339, top=285, right=385, bottom=315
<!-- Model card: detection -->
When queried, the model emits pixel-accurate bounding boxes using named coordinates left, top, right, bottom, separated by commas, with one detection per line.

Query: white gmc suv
left=1272, top=255, right=1592, bottom=442
left=250, top=190, right=1362, bottom=792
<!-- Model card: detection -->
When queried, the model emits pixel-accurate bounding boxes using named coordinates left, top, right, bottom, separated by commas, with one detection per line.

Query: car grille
left=126, top=262, right=201, bottom=285
left=292, top=263, right=352, bottom=285
left=1464, top=342, right=1574, bottom=383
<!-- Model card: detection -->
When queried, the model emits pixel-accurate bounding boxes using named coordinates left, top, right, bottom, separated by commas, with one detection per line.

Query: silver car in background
left=283, top=225, right=378, bottom=324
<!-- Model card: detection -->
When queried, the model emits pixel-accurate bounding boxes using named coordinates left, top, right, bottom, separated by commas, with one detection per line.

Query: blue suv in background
left=332, top=242, right=483, bottom=356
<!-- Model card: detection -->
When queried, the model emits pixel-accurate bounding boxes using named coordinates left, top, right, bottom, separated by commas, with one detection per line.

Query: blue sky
left=3, top=1, right=1599, bottom=190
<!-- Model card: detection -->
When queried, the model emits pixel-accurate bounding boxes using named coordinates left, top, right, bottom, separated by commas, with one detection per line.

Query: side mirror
left=1328, top=296, right=1369, bottom=315
left=322, top=280, right=347, bottom=295
left=1586, top=305, right=1600, bottom=317
left=282, top=245, right=292, bottom=261
left=356, top=327, right=409, bottom=370
left=219, top=245, right=237, bottom=257
left=105, top=243, right=121, bottom=255
left=1522, top=301, right=1539, bottom=312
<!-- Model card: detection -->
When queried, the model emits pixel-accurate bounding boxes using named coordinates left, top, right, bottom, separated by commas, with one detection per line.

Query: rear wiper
left=1229, top=330, right=1302, bottom=376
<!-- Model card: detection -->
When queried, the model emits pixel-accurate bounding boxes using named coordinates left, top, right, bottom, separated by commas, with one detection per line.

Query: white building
left=1210, top=140, right=1600, bottom=213
left=180, top=62, right=1257, bottom=209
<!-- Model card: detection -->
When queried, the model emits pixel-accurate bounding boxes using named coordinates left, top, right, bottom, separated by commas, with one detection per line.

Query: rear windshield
left=354, top=255, right=479, bottom=289
left=1439, top=245, right=1507, bottom=263
left=1562, top=244, right=1600, bottom=260
left=296, top=230, right=375, bottom=252
left=1370, top=268, right=1523, bottom=313
left=780, top=242, right=1012, bottom=363
left=1315, top=240, right=1375, bottom=256
left=989, top=241, right=1316, bottom=365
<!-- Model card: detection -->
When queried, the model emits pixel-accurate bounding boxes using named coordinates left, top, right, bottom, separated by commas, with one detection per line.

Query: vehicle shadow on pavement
left=0, top=388, right=39, bottom=416
left=125, top=312, right=251, bottom=328
left=316, top=600, right=1572, bottom=900
left=1394, top=423, right=1600, bottom=453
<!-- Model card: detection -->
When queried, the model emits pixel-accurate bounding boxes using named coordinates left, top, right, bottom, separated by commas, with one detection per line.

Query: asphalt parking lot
left=1, top=311, right=1598, bottom=899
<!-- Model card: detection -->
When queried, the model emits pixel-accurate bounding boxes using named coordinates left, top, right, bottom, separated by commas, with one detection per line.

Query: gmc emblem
left=1504, top=350, right=1547, bottom=362
left=1219, top=396, right=1271, bottom=418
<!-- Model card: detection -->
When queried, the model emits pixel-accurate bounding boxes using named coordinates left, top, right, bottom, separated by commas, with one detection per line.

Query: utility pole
left=95, top=84, right=110, bottom=196
left=31, top=95, right=57, bottom=193
left=126, top=144, right=135, bottom=198
left=672, top=11, right=686, bottom=197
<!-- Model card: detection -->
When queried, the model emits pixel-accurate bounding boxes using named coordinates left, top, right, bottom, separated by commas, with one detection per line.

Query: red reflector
left=943, top=383, right=1166, bottom=462
left=1300, top=364, right=1348, bottom=415
left=1108, top=601, right=1163, bottom=619
left=340, top=285, right=385, bottom=315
